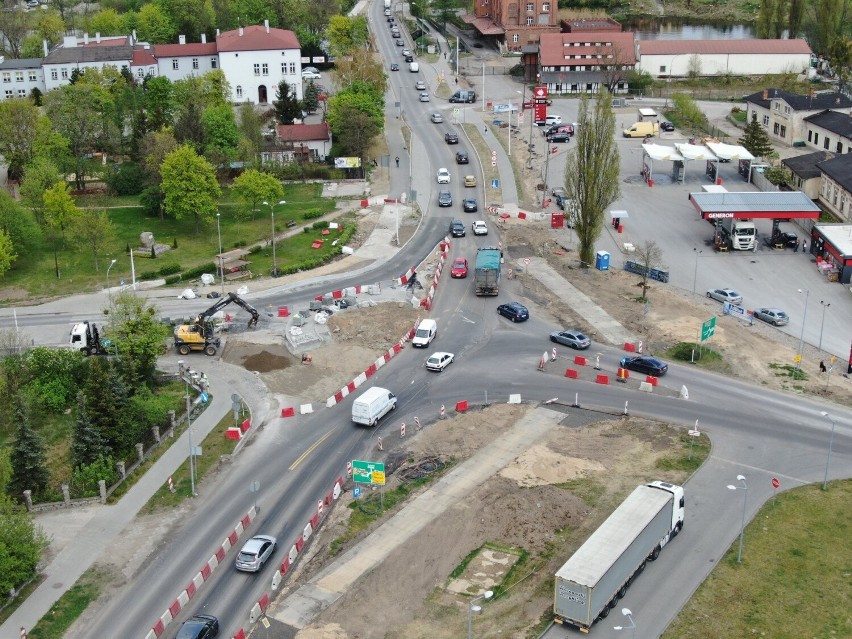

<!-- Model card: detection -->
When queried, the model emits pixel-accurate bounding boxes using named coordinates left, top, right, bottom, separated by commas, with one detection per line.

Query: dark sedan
left=445, top=132, right=459, bottom=144
left=176, top=614, right=219, bottom=639
left=455, top=151, right=469, bottom=164
left=390, top=63, right=399, bottom=71
left=660, top=121, right=675, bottom=131
left=462, top=198, right=478, bottom=212
left=547, top=132, right=571, bottom=143
left=497, top=302, right=529, bottom=322
left=768, top=232, right=798, bottom=249
left=437, top=190, right=452, bottom=207
left=619, top=355, right=668, bottom=377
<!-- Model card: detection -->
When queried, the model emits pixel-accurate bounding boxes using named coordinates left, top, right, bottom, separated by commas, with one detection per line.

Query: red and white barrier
left=146, top=508, right=257, bottom=639
left=314, top=284, right=363, bottom=303
left=422, top=239, right=451, bottom=311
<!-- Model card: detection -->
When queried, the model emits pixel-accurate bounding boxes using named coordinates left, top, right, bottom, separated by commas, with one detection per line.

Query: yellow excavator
left=174, top=292, right=260, bottom=355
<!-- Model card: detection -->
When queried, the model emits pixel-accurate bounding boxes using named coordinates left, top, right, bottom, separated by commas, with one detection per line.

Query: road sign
left=688, top=430, right=700, bottom=437
left=200, top=391, right=209, bottom=403
left=453, top=108, right=460, bottom=115
left=491, top=179, right=499, bottom=188
left=523, top=257, right=531, bottom=265
left=700, top=317, right=716, bottom=341
left=353, top=487, right=361, bottom=499
left=352, top=459, right=386, bottom=485
left=771, top=477, right=780, bottom=489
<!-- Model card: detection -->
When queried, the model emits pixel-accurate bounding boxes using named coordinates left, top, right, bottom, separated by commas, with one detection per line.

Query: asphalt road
left=7, top=5, right=852, bottom=639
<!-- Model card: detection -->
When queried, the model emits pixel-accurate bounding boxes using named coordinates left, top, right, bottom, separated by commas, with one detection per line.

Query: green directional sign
left=352, top=459, right=385, bottom=485
left=701, top=317, right=716, bottom=342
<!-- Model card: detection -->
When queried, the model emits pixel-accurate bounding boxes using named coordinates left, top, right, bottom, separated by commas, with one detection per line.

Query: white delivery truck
left=409, top=62, right=419, bottom=72
left=412, top=318, right=437, bottom=347
left=553, top=481, right=685, bottom=632
left=384, top=0, right=391, bottom=7
left=351, top=387, right=397, bottom=426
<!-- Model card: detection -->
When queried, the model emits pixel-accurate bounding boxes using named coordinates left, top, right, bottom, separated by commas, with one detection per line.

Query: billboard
left=334, top=157, right=362, bottom=168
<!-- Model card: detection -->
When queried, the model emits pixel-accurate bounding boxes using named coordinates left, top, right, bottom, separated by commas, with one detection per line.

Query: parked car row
left=706, top=288, right=789, bottom=327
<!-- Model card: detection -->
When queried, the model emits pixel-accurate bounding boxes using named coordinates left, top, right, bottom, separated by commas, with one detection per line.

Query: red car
left=450, top=257, right=468, bottom=278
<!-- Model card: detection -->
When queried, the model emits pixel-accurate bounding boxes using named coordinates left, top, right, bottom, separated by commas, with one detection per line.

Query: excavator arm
left=194, top=292, right=260, bottom=331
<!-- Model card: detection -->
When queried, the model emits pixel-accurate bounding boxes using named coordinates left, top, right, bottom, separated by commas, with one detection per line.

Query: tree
left=788, top=0, right=805, bottom=38
left=687, top=54, right=702, bottom=79
left=42, top=182, right=81, bottom=277
left=83, top=358, right=123, bottom=453
left=325, top=15, right=368, bottom=57
left=31, top=8, right=65, bottom=49
left=624, top=70, right=654, bottom=96
left=326, top=85, right=383, bottom=132
left=0, top=190, right=41, bottom=258
left=635, top=241, right=664, bottom=301
left=431, top=0, right=457, bottom=30
left=0, top=101, right=43, bottom=181
left=72, top=391, right=111, bottom=468
left=86, top=8, right=124, bottom=35
left=144, top=76, right=176, bottom=131
left=0, top=496, right=49, bottom=593
left=0, top=230, right=17, bottom=279
left=201, top=103, right=240, bottom=159
left=330, top=106, right=381, bottom=159
left=135, top=3, right=177, bottom=43
left=157, top=0, right=216, bottom=43
left=174, top=99, right=205, bottom=151
left=0, top=1, right=32, bottom=58
left=160, top=145, right=221, bottom=233
left=827, top=35, right=852, bottom=92
left=232, top=169, right=285, bottom=220
left=274, top=80, right=302, bottom=124
left=73, top=208, right=115, bottom=273
left=563, top=90, right=621, bottom=268
left=9, top=402, right=50, bottom=499
left=671, top=93, right=709, bottom=134
left=141, top=127, right=179, bottom=185
left=756, top=0, right=778, bottom=38
left=0, top=447, right=11, bottom=495
left=739, top=112, right=774, bottom=160
left=332, top=57, right=386, bottom=95
left=107, top=292, right=170, bottom=388
left=598, top=43, right=633, bottom=93
left=237, top=101, right=265, bottom=159
left=19, top=156, right=62, bottom=226
left=302, top=81, right=320, bottom=115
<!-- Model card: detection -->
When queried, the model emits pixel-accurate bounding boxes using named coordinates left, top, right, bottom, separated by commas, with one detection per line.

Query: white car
left=437, top=168, right=450, bottom=184
left=426, top=352, right=454, bottom=372
left=402, top=49, right=411, bottom=57
left=302, top=70, right=321, bottom=79
left=419, top=92, right=430, bottom=102
left=472, top=220, right=488, bottom=235
left=302, top=66, right=319, bottom=74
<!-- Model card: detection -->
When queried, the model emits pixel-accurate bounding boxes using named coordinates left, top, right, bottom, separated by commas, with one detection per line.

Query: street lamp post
left=820, top=411, right=837, bottom=490
left=795, top=288, right=809, bottom=369
left=263, top=200, right=286, bottom=277
left=613, top=607, right=637, bottom=639
left=726, top=474, right=748, bottom=563
left=818, top=301, right=830, bottom=352
left=216, top=212, right=224, bottom=296
left=183, top=370, right=197, bottom=497
left=467, top=590, right=493, bottom=639
left=692, top=248, right=703, bottom=296
left=106, top=258, right=117, bottom=311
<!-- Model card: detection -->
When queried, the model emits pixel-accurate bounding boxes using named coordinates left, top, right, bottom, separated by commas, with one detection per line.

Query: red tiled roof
left=540, top=31, right=636, bottom=66
left=461, top=16, right=505, bottom=36
left=217, top=25, right=300, bottom=52
left=637, top=39, right=812, bottom=55
left=154, top=42, right=218, bottom=57
left=80, top=36, right=130, bottom=47
left=276, top=123, right=330, bottom=142
left=132, top=48, right=157, bottom=66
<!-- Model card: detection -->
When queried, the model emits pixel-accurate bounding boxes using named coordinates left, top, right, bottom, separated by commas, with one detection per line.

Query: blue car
left=497, top=302, right=529, bottom=322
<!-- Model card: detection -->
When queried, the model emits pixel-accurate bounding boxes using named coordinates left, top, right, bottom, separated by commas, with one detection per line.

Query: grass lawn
left=663, top=481, right=852, bottom=638
left=26, top=566, right=106, bottom=639
left=2, top=183, right=336, bottom=301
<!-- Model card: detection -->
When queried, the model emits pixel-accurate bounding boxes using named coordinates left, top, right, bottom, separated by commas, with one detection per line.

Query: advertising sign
left=533, top=86, right=548, bottom=123
left=334, top=157, right=362, bottom=168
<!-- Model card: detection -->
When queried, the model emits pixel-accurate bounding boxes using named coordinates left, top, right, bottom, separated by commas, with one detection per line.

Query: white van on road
left=412, top=319, right=437, bottom=347
left=351, top=387, right=397, bottom=426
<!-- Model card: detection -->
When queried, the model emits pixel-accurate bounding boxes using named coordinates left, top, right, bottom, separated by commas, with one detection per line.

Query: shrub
left=302, top=208, right=324, bottom=220
left=311, top=220, right=329, bottom=230
left=138, top=270, right=159, bottom=281
left=105, top=162, right=146, bottom=196
left=164, top=275, right=181, bottom=285
left=233, top=240, right=247, bottom=248
left=248, top=245, right=262, bottom=254
left=182, top=262, right=217, bottom=279
left=159, top=264, right=181, bottom=276
left=72, top=455, right=119, bottom=497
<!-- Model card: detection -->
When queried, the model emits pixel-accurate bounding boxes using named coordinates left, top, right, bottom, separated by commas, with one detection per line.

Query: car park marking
left=289, top=430, right=335, bottom=471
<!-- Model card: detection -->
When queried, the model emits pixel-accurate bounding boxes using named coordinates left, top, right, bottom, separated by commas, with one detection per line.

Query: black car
left=387, top=16, right=394, bottom=22
left=455, top=151, right=469, bottom=164
left=768, top=231, right=798, bottom=249
left=449, top=219, right=466, bottom=237
left=404, top=54, right=414, bottom=63
left=438, top=190, right=453, bottom=207
left=390, top=63, right=399, bottom=71
left=176, top=614, right=219, bottom=639
left=619, top=355, right=668, bottom=377
left=396, top=39, right=404, bottom=46
left=547, top=132, right=571, bottom=143
left=660, top=121, right=675, bottom=132
left=445, top=132, right=459, bottom=144
left=462, top=198, right=478, bottom=212
left=497, top=302, right=529, bottom=322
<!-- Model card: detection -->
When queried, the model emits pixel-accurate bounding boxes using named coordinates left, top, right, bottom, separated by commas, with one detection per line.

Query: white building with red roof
left=538, top=31, right=636, bottom=94
left=153, top=35, right=218, bottom=82
left=264, top=123, right=332, bottom=163
left=636, top=39, right=813, bottom=78
left=216, top=22, right=303, bottom=105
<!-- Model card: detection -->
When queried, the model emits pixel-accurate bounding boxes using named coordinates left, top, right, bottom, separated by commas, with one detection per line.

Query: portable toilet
left=595, top=250, right=610, bottom=271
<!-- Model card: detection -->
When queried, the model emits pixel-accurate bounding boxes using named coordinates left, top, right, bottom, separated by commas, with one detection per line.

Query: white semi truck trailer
left=553, top=481, right=685, bottom=632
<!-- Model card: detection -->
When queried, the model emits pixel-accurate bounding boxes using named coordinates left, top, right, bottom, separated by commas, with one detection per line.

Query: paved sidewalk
left=272, top=406, right=565, bottom=628
left=0, top=360, right=271, bottom=638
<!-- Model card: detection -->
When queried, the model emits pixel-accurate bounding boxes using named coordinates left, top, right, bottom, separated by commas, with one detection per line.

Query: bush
left=138, top=270, right=159, bottom=281
left=164, top=275, right=181, bottom=285
left=182, top=262, right=217, bottom=279
left=311, top=220, right=329, bottom=230
left=233, top=240, right=247, bottom=248
left=159, top=264, right=181, bottom=276
left=72, top=455, right=119, bottom=497
left=105, top=162, right=147, bottom=196
left=140, top=186, right=164, bottom=217
left=302, top=208, right=324, bottom=220
left=248, top=245, right=262, bottom=254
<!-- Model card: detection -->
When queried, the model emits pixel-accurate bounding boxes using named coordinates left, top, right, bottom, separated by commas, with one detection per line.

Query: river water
left=622, top=16, right=756, bottom=40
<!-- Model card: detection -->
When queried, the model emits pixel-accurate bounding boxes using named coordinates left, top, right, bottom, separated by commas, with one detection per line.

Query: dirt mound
left=241, top=350, right=295, bottom=373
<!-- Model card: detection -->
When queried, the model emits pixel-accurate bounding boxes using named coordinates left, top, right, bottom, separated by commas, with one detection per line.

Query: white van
left=412, top=318, right=437, bottom=347
left=352, top=387, right=397, bottom=426
left=409, top=62, right=420, bottom=72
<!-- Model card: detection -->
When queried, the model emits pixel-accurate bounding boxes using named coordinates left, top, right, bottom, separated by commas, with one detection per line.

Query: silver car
left=706, top=288, right=743, bottom=305
left=753, top=308, right=789, bottom=326
left=419, top=92, right=430, bottom=102
left=235, top=535, right=277, bottom=572
left=550, top=329, right=591, bottom=350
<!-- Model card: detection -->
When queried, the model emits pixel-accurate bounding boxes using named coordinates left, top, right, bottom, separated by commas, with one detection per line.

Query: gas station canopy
left=705, top=142, right=755, bottom=162
left=640, top=144, right=684, bottom=162
left=689, top=191, right=821, bottom=220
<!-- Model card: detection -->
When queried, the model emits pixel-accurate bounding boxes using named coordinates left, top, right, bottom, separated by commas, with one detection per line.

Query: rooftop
left=154, top=42, right=218, bottom=57
left=44, top=45, right=133, bottom=65
left=637, top=38, right=812, bottom=55
left=217, top=24, right=300, bottom=52
left=803, top=110, right=852, bottom=139
left=744, top=88, right=852, bottom=112
left=276, top=123, right=331, bottom=142
left=782, top=150, right=834, bottom=179
left=816, top=153, right=852, bottom=194
left=815, top=224, right=852, bottom=256
left=540, top=31, right=636, bottom=66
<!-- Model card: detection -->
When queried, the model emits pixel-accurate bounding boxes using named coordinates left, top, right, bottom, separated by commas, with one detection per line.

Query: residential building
left=816, top=154, right=852, bottom=222
left=781, top=150, right=833, bottom=199
left=42, top=35, right=134, bottom=91
left=462, top=0, right=560, bottom=52
left=744, top=89, right=852, bottom=147
left=0, top=57, right=44, bottom=100
left=538, top=31, right=636, bottom=94
left=637, top=39, right=813, bottom=79
left=217, top=22, right=302, bottom=105
left=802, top=110, right=852, bottom=155
left=264, top=123, right=332, bottom=163
left=154, top=35, right=218, bottom=82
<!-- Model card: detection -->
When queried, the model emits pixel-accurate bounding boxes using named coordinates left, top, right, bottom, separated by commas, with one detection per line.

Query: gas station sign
left=533, top=86, right=548, bottom=123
